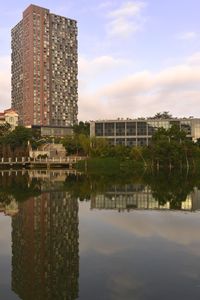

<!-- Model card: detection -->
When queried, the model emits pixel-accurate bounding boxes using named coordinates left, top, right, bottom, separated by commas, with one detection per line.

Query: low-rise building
left=90, top=118, right=200, bottom=146
left=0, top=108, right=19, bottom=130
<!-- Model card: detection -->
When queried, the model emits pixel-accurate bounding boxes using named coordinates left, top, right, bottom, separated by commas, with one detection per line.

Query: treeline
left=1, top=120, right=200, bottom=171
left=0, top=123, right=49, bottom=158
left=0, top=172, right=41, bottom=204
left=62, top=123, right=200, bottom=171
left=0, top=124, right=32, bottom=158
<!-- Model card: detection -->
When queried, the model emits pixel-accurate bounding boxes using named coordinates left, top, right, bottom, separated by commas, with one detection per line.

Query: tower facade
left=11, top=4, right=78, bottom=127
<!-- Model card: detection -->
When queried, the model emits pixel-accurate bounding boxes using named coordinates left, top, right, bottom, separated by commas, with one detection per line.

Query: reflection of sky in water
left=0, top=215, right=19, bottom=299
left=1, top=198, right=200, bottom=299
left=79, top=202, right=200, bottom=300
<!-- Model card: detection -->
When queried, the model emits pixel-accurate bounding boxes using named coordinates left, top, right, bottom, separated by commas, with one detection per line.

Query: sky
left=0, top=0, right=200, bottom=120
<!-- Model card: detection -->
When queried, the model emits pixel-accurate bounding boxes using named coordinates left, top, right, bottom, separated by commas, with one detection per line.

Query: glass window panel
left=126, top=138, right=137, bottom=147
left=137, top=122, right=147, bottom=136
left=116, top=138, right=125, bottom=145
left=137, top=138, right=147, bottom=146
left=180, top=122, right=192, bottom=135
left=95, top=123, right=103, bottom=136
left=126, top=122, right=136, bottom=136
left=116, top=122, right=125, bottom=136
left=105, top=123, right=114, bottom=136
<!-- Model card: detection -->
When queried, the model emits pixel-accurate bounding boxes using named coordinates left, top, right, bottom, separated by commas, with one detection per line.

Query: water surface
left=0, top=170, right=200, bottom=300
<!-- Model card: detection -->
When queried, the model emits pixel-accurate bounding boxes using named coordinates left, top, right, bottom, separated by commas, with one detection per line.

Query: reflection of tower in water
left=12, top=191, right=79, bottom=300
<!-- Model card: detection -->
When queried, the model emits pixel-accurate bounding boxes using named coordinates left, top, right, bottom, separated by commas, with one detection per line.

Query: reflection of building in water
left=91, top=185, right=200, bottom=212
left=12, top=191, right=79, bottom=300
left=28, top=169, right=80, bottom=182
left=27, top=169, right=81, bottom=193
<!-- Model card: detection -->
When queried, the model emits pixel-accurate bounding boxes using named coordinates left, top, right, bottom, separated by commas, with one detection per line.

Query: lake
left=0, top=169, right=200, bottom=300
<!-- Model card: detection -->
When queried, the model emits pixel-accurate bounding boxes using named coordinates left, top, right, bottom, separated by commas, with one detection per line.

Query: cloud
left=78, top=52, right=200, bottom=120
left=178, top=31, right=198, bottom=40
left=0, top=55, right=11, bottom=111
left=80, top=205, right=200, bottom=260
left=95, top=211, right=200, bottom=247
left=97, top=1, right=113, bottom=10
left=108, top=1, right=146, bottom=19
left=187, top=52, right=200, bottom=65
left=106, top=1, right=146, bottom=38
left=79, top=55, right=129, bottom=80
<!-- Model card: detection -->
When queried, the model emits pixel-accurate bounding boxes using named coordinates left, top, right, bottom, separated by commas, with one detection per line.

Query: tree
left=90, top=137, right=110, bottom=157
left=78, top=134, right=90, bottom=156
left=4, top=126, right=32, bottom=150
left=62, top=136, right=82, bottom=155
left=0, top=122, right=11, bottom=137
left=150, top=125, right=196, bottom=170
left=73, top=121, right=90, bottom=136
left=0, top=126, right=32, bottom=158
left=130, top=146, right=147, bottom=167
left=151, top=111, right=173, bottom=119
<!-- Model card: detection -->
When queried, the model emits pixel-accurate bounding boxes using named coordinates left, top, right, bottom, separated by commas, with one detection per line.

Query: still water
left=0, top=169, right=200, bottom=300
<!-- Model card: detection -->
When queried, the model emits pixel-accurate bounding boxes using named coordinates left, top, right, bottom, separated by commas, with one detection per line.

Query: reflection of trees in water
left=0, top=172, right=41, bottom=204
left=63, top=173, right=144, bottom=201
left=143, top=172, right=199, bottom=209
left=0, top=170, right=199, bottom=298
left=0, top=170, right=200, bottom=210
left=64, top=172, right=200, bottom=210
left=12, top=191, right=79, bottom=300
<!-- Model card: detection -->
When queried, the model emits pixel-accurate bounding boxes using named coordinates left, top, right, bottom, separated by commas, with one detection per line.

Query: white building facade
left=90, top=118, right=200, bottom=146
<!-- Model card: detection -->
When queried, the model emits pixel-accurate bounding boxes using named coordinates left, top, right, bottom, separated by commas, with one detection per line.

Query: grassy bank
left=76, top=157, right=144, bottom=175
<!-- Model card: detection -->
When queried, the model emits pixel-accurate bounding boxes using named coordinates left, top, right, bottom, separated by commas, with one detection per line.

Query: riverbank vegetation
left=1, top=120, right=200, bottom=172
left=63, top=123, right=200, bottom=172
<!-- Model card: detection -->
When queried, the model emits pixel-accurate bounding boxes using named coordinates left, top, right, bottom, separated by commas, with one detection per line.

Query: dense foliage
left=0, top=126, right=32, bottom=158
left=62, top=124, right=200, bottom=171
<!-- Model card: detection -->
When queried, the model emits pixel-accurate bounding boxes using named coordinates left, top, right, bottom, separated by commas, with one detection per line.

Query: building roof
left=91, top=117, right=199, bottom=123
left=0, top=109, right=17, bottom=116
left=4, top=108, right=18, bottom=115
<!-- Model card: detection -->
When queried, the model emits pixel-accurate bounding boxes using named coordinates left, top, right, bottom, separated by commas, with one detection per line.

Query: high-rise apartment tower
left=11, top=4, right=78, bottom=127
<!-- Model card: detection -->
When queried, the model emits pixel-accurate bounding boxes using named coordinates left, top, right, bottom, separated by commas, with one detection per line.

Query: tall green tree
left=73, top=121, right=90, bottom=136
left=0, top=122, right=11, bottom=137
left=151, top=111, right=173, bottom=119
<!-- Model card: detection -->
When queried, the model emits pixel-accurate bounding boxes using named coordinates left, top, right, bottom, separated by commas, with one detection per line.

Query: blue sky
left=0, top=0, right=200, bottom=120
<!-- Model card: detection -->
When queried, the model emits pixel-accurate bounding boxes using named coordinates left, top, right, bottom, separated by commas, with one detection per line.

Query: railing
left=0, top=156, right=85, bottom=164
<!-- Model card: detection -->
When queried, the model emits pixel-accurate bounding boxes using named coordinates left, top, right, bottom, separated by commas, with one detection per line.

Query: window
left=105, top=123, right=114, bottom=136
left=126, top=138, right=136, bottom=147
left=137, top=122, right=147, bottom=136
left=137, top=138, right=147, bottom=146
left=116, top=138, right=125, bottom=145
left=126, top=122, right=136, bottom=136
left=181, top=122, right=192, bottom=135
left=116, top=122, right=125, bottom=136
left=95, top=123, right=103, bottom=136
